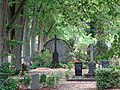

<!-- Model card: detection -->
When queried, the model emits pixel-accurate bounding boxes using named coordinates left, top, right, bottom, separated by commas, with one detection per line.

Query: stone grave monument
left=44, top=35, right=70, bottom=66
left=87, top=44, right=96, bottom=77
left=75, top=62, right=82, bottom=76
left=101, top=60, right=110, bottom=68
left=31, top=74, right=40, bottom=90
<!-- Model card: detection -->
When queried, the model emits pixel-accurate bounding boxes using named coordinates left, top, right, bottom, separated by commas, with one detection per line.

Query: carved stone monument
left=31, top=74, right=40, bottom=90
left=88, top=44, right=96, bottom=77
left=44, top=35, right=70, bottom=64
left=52, top=35, right=59, bottom=68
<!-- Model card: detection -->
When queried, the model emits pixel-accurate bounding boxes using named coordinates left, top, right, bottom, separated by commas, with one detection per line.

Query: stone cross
left=88, top=44, right=96, bottom=77
left=90, top=44, right=94, bottom=61
left=44, top=35, right=70, bottom=64
left=52, top=35, right=59, bottom=68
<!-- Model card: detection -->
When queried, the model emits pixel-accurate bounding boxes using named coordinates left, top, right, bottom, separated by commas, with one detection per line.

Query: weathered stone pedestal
left=88, top=61, right=96, bottom=77
left=31, top=74, right=40, bottom=90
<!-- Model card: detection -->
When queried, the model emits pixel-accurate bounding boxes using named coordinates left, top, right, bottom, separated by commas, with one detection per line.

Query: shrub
left=40, top=74, right=47, bottom=87
left=0, top=62, right=16, bottom=79
left=111, top=65, right=120, bottom=70
left=0, top=63, right=18, bottom=90
left=0, top=78, right=19, bottom=90
left=31, top=50, right=52, bottom=69
left=40, top=72, right=63, bottom=88
left=95, top=68, right=120, bottom=90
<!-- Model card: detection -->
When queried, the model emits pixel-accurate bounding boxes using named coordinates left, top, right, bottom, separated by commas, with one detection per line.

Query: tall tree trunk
left=12, top=1, right=24, bottom=73
left=30, top=4, right=37, bottom=58
left=22, top=8, right=30, bottom=66
left=38, top=22, right=44, bottom=52
left=0, top=0, right=8, bottom=66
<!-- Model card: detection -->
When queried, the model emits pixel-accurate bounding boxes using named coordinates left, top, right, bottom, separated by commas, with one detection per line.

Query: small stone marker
left=101, top=60, right=109, bottom=68
left=31, top=74, right=40, bottom=90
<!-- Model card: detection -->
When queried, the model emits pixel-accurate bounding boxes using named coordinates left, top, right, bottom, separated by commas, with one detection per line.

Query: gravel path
left=30, top=68, right=97, bottom=90
left=56, top=80, right=97, bottom=90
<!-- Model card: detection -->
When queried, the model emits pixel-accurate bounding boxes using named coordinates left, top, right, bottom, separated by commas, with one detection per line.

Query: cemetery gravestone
left=44, top=38, right=70, bottom=64
left=88, top=61, right=96, bottom=76
left=75, top=62, right=82, bottom=76
left=101, top=60, right=109, bottom=68
left=31, top=74, right=40, bottom=90
left=88, top=44, right=96, bottom=77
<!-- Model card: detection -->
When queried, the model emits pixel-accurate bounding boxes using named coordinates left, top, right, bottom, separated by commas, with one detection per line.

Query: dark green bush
left=40, top=72, right=63, bottom=88
left=40, top=74, right=47, bottom=87
left=0, top=62, right=16, bottom=79
left=0, top=78, right=19, bottom=90
left=19, top=75, right=31, bottom=85
left=111, top=65, right=120, bottom=70
left=0, top=63, right=19, bottom=90
left=95, top=68, right=120, bottom=90
left=31, top=50, right=52, bottom=69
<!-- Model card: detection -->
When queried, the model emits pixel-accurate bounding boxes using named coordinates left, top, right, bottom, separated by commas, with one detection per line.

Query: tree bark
left=22, top=8, right=30, bottom=67
left=0, top=0, right=8, bottom=66
left=12, top=0, right=24, bottom=73
left=30, top=4, right=37, bottom=58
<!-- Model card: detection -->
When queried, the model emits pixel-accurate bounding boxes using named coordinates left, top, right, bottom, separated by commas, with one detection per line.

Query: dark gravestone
left=101, top=60, right=109, bottom=68
left=88, top=61, right=96, bottom=76
left=44, top=37, right=70, bottom=64
left=52, top=35, right=59, bottom=68
left=87, top=44, right=96, bottom=77
left=75, top=62, right=82, bottom=76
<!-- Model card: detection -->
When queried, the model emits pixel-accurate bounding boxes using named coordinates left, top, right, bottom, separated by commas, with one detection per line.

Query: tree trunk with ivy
left=12, top=0, right=25, bottom=73
left=0, top=0, right=8, bottom=66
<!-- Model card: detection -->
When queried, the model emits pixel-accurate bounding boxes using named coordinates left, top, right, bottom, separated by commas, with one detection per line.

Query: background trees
left=0, top=0, right=120, bottom=72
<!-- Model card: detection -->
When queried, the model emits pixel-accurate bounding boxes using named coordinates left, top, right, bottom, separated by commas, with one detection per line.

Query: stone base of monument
left=84, top=73, right=95, bottom=78
left=67, top=76, right=95, bottom=81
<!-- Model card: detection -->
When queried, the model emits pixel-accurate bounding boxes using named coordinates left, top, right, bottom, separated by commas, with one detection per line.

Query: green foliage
left=95, top=68, right=120, bottom=90
left=31, top=50, right=52, bottom=69
left=23, top=75, right=31, bottom=85
left=0, top=62, right=16, bottom=79
left=66, top=60, right=74, bottom=70
left=108, top=31, right=120, bottom=59
left=65, top=70, right=70, bottom=79
left=46, top=75, right=56, bottom=88
left=20, top=75, right=31, bottom=85
left=0, top=63, right=18, bottom=90
left=40, top=72, right=63, bottom=88
left=48, top=72, right=63, bottom=88
left=40, top=74, right=47, bottom=87
left=94, top=40, right=109, bottom=61
left=0, top=78, right=19, bottom=90
left=111, top=66, right=120, bottom=70
left=8, top=40, right=23, bottom=47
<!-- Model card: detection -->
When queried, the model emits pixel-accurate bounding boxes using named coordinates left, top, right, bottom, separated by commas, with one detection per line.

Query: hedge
left=95, top=68, right=120, bottom=90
